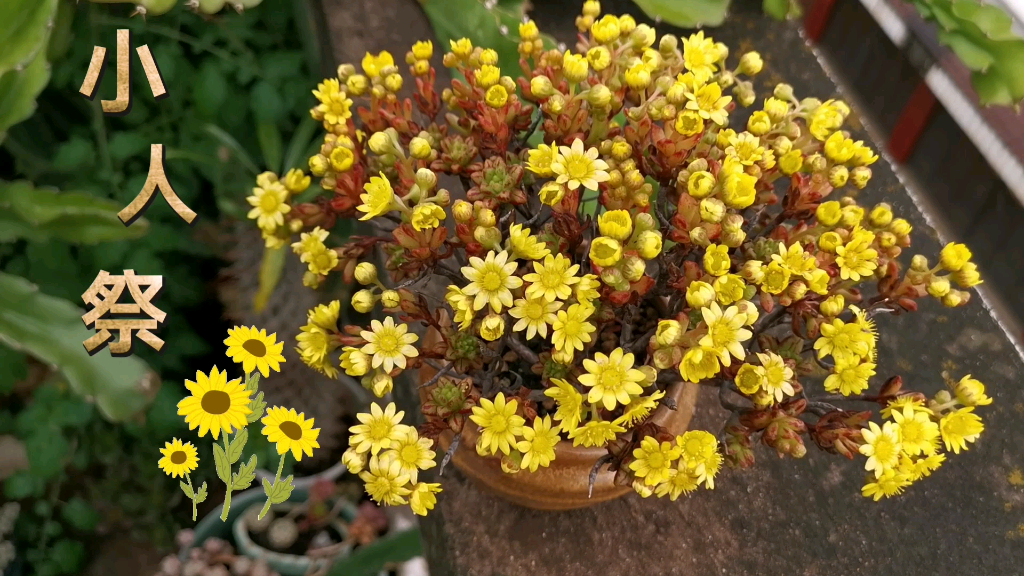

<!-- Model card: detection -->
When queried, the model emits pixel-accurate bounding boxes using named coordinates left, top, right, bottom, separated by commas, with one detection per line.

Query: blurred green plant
left=911, top=0, right=1024, bottom=107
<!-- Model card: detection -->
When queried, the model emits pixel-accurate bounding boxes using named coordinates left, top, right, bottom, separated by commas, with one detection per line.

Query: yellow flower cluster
left=588, top=209, right=664, bottom=291
left=246, top=170, right=310, bottom=249
left=630, top=431, right=722, bottom=500
left=344, top=402, right=442, bottom=516
left=860, top=374, right=989, bottom=500
left=815, top=307, right=877, bottom=396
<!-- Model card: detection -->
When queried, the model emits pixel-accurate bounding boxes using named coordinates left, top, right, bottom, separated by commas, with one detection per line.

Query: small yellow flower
left=411, top=40, right=433, bottom=60
left=545, top=378, right=585, bottom=433
left=158, top=438, right=199, bottom=478
left=312, top=78, right=353, bottom=124
left=552, top=138, right=610, bottom=191
left=591, top=14, right=620, bottom=43
left=880, top=396, right=933, bottom=420
left=449, top=38, right=473, bottom=58
left=519, top=19, right=540, bottom=40
left=655, top=465, right=701, bottom=500
left=747, top=111, right=773, bottom=136
left=523, top=254, right=581, bottom=302
left=835, top=230, right=879, bottom=281
left=778, top=149, right=803, bottom=174
left=630, top=437, right=681, bottom=486
left=517, top=415, right=559, bottom=472
left=283, top=169, right=310, bottom=194
left=562, top=51, right=590, bottom=83
left=824, top=359, right=876, bottom=396
left=712, top=274, right=745, bottom=305
left=339, top=347, right=370, bottom=377
left=225, top=326, right=286, bottom=377
left=358, top=172, right=396, bottom=221
left=687, top=171, right=716, bottom=198
left=479, top=313, right=506, bottom=341
left=475, top=64, right=500, bottom=88
left=953, top=374, right=992, bottom=407
left=509, top=297, right=561, bottom=340
left=574, top=273, right=601, bottom=303
left=568, top=420, right=625, bottom=448
left=508, top=223, right=550, bottom=261
left=586, top=46, right=612, bottom=71
left=699, top=302, right=752, bottom=367
left=411, top=203, right=446, bottom=231
left=292, top=227, right=329, bottom=258
left=349, top=402, right=408, bottom=455
left=578, top=348, right=646, bottom=410
left=727, top=132, right=765, bottom=166
left=614, top=390, right=664, bottom=428
left=470, top=392, right=525, bottom=456
left=861, top=469, right=911, bottom=501
left=703, top=244, right=731, bottom=276
left=814, top=317, right=872, bottom=362
left=939, top=407, right=984, bottom=454
left=824, top=132, right=857, bottom=163
left=305, top=246, right=340, bottom=276
left=721, top=171, right=757, bottom=209
left=479, top=48, right=498, bottom=65
left=539, top=181, right=568, bottom=206
left=261, top=407, right=321, bottom=461
left=757, top=352, right=795, bottom=402
left=676, top=430, right=722, bottom=488
left=686, top=81, right=732, bottom=126
left=485, top=85, right=509, bottom=108
left=446, top=285, right=475, bottom=331
left=551, top=302, right=597, bottom=353
left=735, top=363, right=766, bottom=395
left=361, top=50, right=395, bottom=78
left=360, top=454, right=411, bottom=505
left=409, top=482, right=441, bottom=516
left=461, top=250, right=523, bottom=313
left=624, top=62, right=651, bottom=90
left=891, top=405, right=939, bottom=457
left=247, top=183, right=291, bottom=231
left=384, top=427, right=436, bottom=483
left=679, top=346, right=721, bottom=383
left=597, top=210, right=633, bottom=242
left=673, top=111, right=705, bottom=136
left=526, top=143, right=560, bottom=177
left=360, top=317, right=419, bottom=372
left=682, top=31, right=718, bottom=83
left=939, top=242, right=972, bottom=272
left=859, top=421, right=902, bottom=478
left=589, top=236, right=623, bottom=267
left=636, top=230, right=663, bottom=260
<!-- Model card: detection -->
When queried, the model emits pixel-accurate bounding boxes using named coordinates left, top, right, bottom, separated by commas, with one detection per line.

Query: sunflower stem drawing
left=158, top=439, right=206, bottom=521
left=258, top=407, right=322, bottom=519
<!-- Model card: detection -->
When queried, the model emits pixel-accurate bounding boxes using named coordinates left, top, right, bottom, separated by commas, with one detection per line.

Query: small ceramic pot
left=419, top=349, right=700, bottom=511
left=232, top=500, right=356, bottom=576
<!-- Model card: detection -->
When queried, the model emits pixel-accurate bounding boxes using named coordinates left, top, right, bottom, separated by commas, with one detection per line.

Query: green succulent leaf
left=0, top=0, right=58, bottom=76
left=631, top=0, right=731, bottom=28
left=0, top=272, right=159, bottom=422
left=0, top=47, right=51, bottom=146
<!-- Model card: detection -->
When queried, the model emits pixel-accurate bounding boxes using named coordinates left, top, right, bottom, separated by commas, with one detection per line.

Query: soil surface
left=321, top=0, right=1024, bottom=575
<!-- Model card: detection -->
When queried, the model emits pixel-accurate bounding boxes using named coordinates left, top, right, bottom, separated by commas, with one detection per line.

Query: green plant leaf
left=246, top=391, right=266, bottom=423
left=193, top=61, right=229, bottom=119
left=254, top=244, right=286, bottom=313
left=255, top=122, right=283, bottom=173
left=0, top=0, right=58, bottom=76
left=25, top=426, right=69, bottom=480
left=263, top=474, right=294, bottom=504
left=937, top=30, right=994, bottom=71
left=61, top=497, right=100, bottom=531
left=108, top=131, right=151, bottom=163
left=950, top=0, right=1016, bottom=40
left=195, top=481, right=208, bottom=503
left=49, top=538, right=86, bottom=575
left=282, top=115, right=318, bottom=172
left=631, top=0, right=730, bottom=28
left=0, top=344, right=27, bottom=395
left=203, top=124, right=260, bottom=176
left=327, top=528, right=423, bottom=576
left=420, top=0, right=523, bottom=70
left=0, top=272, right=160, bottom=422
left=232, top=454, right=257, bottom=490
left=763, top=0, right=789, bottom=20
left=0, top=46, right=51, bottom=145
left=180, top=481, right=194, bottom=499
left=3, top=470, right=43, bottom=499
left=0, top=180, right=150, bottom=244
left=227, top=427, right=248, bottom=463
left=251, top=81, right=285, bottom=125
left=213, top=442, right=231, bottom=483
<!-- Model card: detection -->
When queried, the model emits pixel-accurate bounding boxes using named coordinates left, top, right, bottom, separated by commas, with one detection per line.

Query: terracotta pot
left=419, top=355, right=700, bottom=511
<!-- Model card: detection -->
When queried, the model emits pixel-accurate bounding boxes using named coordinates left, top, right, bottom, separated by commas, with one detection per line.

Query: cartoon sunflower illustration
left=177, top=366, right=253, bottom=439
left=157, top=438, right=199, bottom=478
left=224, top=326, right=286, bottom=377
left=261, top=406, right=321, bottom=461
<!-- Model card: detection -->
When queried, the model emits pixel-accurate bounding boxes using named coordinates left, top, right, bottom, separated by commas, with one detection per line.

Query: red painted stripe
left=804, top=0, right=839, bottom=42
left=888, top=80, right=938, bottom=163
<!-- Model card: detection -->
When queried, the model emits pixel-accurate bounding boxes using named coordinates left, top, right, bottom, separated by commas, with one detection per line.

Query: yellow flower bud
left=379, top=289, right=401, bottom=309
left=354, top=262, right=378, bottom=285
left=675, top=111, right=705, bottom=136
left=598, top=210, right=633, bottom=241
left=618, top=13, right=636, bottom=33
left=820, top=294, right=845, bottom=317
left=530, top=75, right=556, bottom=98
left=622, top=255, right=647, bottom=282
left=655, top=319, right=682, bottom=348
left=600, top=266, right=626, bottom=289
left=806, top=153, right=827, bottom=172
left=586, top=84, right=612, bottom=108
left=638, top=365, right=658, bottom=385
left=889, top=217, right=912, bottom=237
left=828, top=165, right=849, bottom=188
left=582, top=0, right=601, bottom=17
left=953, top=375, right=992, bottom=406
left=479, top=313, right=505, bottom=341
left=414, top=167, right=437, bottom=192
left=485, top=84, right=509, bottom=108
left=479, top=48, right=499, bottom=66
left=544, top=94, right=566, bottom=114
left=778, top=149, right=803, bottom=175
left=747, top=111, right=772, bottom=136
left=329, top=147, right=355, bottom=172
left=700, top=197, right=726, bottom=223
left=636, top=230, right=663, bottom=260
left=806, top=268, right=830, bottom=294
left=735, top=300, right=759, bottom=326
left=738, top=51, right=763, bottom=75
left=763, top=97, right=789, bottom=123
left=953, top=261, right=982, bottom=288
left=476, top=207, right=497, bottom=228
left=716, top=128, right=737, bottom=149
left=722, top=172, right=757, bottom=209
left=351, top=289, right=378, bottom=313
left=721, top=228, right=746, bottom=248
left=370, top=372, right=394, bottom=397
left=611, top=140, right=632, bottom=161
left=283, top=169, right=311, bottom=194
left=689, top=226, right=710, bottom=246
left=703, top=243, right=732, bottom=276
left=850, top=166, right=872, bottom=189
left=762, top=261, right=791, bottom=295
left=591, top=14, right=620, bottom=43
left=368, top=131, right=392, bottom=155
left=631, top=24, right=656, bottom=48
left=519, top=20, right=540, bottom=41
left=411, top=40, right=434, bottom=61
left=450, top=38, right=473, bottom=58
left=735, top=363, right=765, bottom=395
left=740, top=260, right=765, bottom=283
left=476, top=64, right=500, bottom=88
left=939, top=242, right=972, bottom=272
left=721, top=213, right=744, bottom=233
left=686, top=281, right=716, bottom=308
left=927, top=276, right=951, bottom=298
left=941, top=290, right=966, bottom=308
left=815, top=201, right=842, bottom=227
left=786, top=280, right=808, bottom=301
left=452, top=199, right=474, bottom=222
left=346, top=74, right=368, bottom=96
left=586, top=46, right=612, bottom=71
left=733, top=81, right=756, bottom=107
left=633, top=479, right=654, bottom=498
left=713, top=274, right=746, bottom=305
left=342, top=448, right=367, bottom=474
left=539, top=181, right=567, bottom=206
left=818, top=231, right=843, bottom=253
left=562, top=51, right=590, bottom=83
left=625, top=62, right=651, bottom=89
left=773, top=83, right=794, bottom=101
left=590, top=236, right=623, bottom=267
left=474, top=226, right=502, bottom=250
left=384, top=73, right=403, bottom=93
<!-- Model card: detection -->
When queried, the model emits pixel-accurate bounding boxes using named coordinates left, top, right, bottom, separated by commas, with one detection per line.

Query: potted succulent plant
left=243, top=1, right=993, bottom=513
